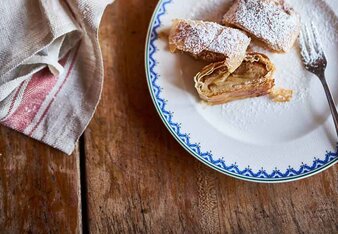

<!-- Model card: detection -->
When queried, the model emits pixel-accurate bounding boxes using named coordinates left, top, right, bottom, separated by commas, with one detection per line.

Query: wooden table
left=0, top=1, right=337, bottom=233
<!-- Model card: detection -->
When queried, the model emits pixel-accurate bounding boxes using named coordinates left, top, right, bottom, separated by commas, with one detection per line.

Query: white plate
left=145, top=0, right=338, bottom=182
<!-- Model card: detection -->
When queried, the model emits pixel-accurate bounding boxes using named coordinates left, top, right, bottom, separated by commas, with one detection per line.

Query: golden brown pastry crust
left=223, top=0, right=301, bottom=52
left=168, top=19, right=251, bottom=72
left=194, top=53, right=275, bottom=105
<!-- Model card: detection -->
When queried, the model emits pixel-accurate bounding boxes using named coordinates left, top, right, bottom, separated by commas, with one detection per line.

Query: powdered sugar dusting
left=169, top=19, right=250, bottom=65
left=170, top=20, right=221, bottom=55
left=223, top=0, right=301, bottom=52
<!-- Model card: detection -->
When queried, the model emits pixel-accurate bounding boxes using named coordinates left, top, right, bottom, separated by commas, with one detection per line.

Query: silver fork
left=299, top=23, right=338, bottom=137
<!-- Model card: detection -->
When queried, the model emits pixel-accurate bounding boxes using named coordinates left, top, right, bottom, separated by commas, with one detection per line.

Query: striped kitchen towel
left=0, top=0, right=113, bottom=154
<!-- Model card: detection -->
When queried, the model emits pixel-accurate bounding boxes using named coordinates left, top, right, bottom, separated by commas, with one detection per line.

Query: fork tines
left=299, top=22, right=327, bottom=69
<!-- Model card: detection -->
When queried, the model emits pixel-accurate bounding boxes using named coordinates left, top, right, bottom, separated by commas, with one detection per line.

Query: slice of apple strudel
left=194, top=53, right=275, bottom=105
left=223, top=0, right=301, bottom=53
left=169, top=19, right=251, bottom=72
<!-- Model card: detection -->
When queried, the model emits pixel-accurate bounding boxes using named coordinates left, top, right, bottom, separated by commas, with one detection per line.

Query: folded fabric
left=0, top=0, right=113, bottom=154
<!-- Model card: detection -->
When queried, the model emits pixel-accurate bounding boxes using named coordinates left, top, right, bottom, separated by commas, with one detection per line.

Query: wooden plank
left=85, top=1, right=338, bottom=233
left=0, top=126, right=82, bottom=233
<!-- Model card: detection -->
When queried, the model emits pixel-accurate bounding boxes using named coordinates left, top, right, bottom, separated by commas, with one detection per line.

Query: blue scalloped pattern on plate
left=146, top=0, right=338, bottom=181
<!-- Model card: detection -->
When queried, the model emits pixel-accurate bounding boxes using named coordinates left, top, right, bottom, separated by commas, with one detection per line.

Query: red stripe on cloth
left=2, top=54, right=70, bottom=132
left=0, top=82, right=25, bottom=121
left=28, top=45, right=80, bottom=137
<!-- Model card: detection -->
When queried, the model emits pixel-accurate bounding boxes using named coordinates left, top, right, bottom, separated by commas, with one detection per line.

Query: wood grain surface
left=0, top=1, right=337, bottom=233
left=0, top=127, right=82, bottom=233
left=83, top=1, right=338, bottom=233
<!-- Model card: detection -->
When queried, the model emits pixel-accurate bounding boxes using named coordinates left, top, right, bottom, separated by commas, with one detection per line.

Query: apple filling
left=194, top=53, right=275, bottom=105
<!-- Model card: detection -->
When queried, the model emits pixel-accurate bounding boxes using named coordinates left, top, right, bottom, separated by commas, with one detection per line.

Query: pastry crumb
left=158, top=31, right=169, bottom=39
left=269, top=88, right=293, bottom=103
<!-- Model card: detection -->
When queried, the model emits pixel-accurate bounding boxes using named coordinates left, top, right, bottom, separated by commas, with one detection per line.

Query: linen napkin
left=0, top=0, right=113, bottom=154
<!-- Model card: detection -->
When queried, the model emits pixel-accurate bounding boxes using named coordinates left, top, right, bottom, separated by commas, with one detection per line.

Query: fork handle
left=320, top=77, right=338, bottom=138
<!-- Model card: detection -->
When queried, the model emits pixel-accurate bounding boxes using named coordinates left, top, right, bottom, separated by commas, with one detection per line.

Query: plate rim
left=144, top=0, right=338, bottom=183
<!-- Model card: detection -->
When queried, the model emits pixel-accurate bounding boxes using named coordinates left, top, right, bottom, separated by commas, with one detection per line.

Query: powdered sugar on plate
left=187, top=0, right=338, bottom=133
left=189, top=0, right=233, bottom=22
